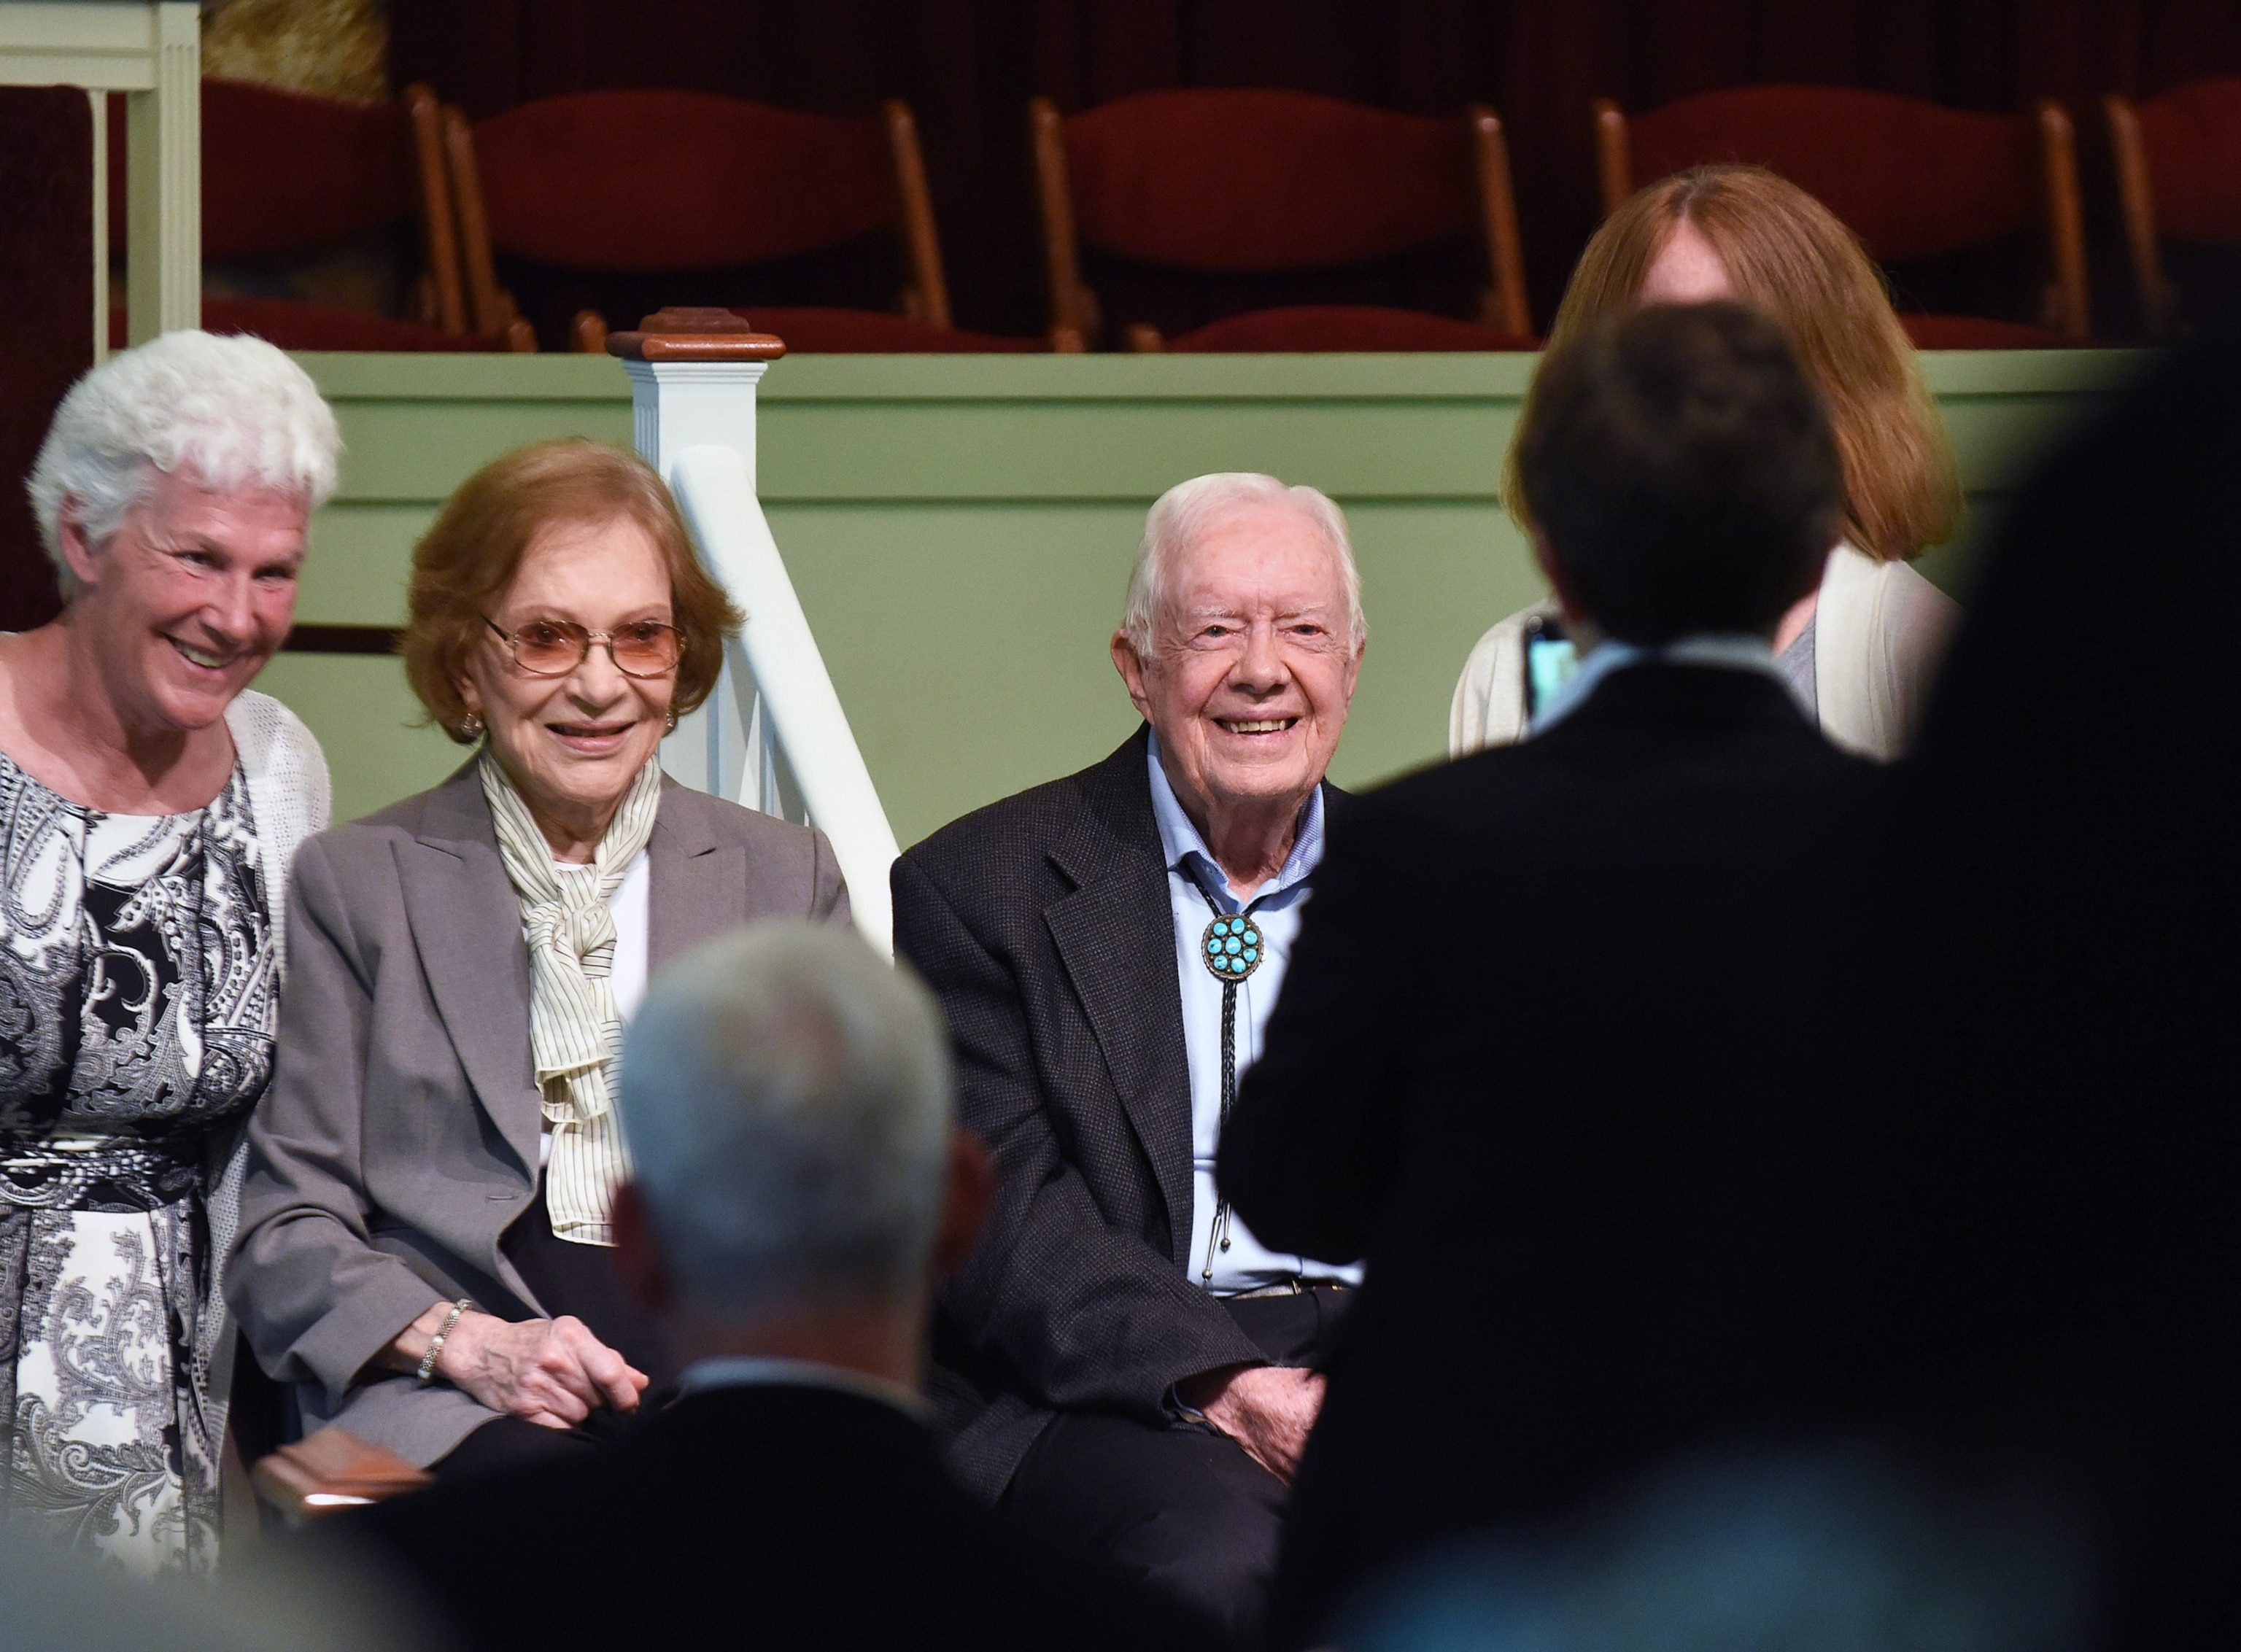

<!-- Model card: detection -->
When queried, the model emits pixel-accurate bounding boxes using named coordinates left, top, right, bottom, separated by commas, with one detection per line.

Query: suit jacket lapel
left=397, top=761, right=543, bottom=1179
left=1043, top=734, right=1197, bottom=1267
left=647, top=777, right=743, bottom=973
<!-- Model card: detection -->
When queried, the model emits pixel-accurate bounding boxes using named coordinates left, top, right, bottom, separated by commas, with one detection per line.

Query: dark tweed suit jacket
left=892, top=727, right=1343, bottom=1501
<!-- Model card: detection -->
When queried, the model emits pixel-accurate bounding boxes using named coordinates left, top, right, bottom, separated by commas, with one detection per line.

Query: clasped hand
left=390, top=1306, right=647, bottom=1430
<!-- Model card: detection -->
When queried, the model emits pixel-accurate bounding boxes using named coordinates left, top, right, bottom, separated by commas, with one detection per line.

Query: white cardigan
left=225, top=688, right=331, bottom=966
left=1447, top=544, right=1961, bottom=762
left=205, top=689, right=330, bottom=1467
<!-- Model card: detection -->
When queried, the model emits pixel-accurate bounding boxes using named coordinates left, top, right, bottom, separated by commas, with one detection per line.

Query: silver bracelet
left=415, top=1298, right=471, bottom=1386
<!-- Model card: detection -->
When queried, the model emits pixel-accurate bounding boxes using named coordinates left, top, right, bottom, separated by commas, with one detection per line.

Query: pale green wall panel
left=760, top=400, right=1511, bottom=502
left=1328, top=500, right=1536, bottom=792
left=261, top=349, right=2148, bottom=840
left=298, top=503, right=438, bottom=625
left=253, top=652, right=466, bottom=826
left=762, top=497, right=1536, bottom=848
left=334, top=401, right=634, bottom=500
left=766, top=502, right=1149, bottom=848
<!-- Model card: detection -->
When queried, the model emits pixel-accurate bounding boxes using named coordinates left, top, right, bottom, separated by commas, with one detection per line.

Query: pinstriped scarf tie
left=480, top=751, right=663, bottom=1246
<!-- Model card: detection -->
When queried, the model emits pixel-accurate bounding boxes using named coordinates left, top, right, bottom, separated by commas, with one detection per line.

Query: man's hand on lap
left=1180, top=1363, right=1326, bottom=1483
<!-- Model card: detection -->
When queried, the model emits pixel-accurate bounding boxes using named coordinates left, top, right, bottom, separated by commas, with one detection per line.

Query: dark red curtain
left=391, top=0, right=2241, bottom=337
left=13, top=5, right=2241, bottom=624
left=0, top=88, right=90, bottom=632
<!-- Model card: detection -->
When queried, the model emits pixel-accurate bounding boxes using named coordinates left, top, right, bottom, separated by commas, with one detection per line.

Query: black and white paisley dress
left=0, top=748, right=275, bottom=1574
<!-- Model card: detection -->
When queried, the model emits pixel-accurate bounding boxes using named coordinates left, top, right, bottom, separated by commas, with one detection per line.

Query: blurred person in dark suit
left=891, top=473, right=1368, bottom=1638
left=336, top=923, right=1228, bottom=1652
left=1220, top=301, right=1884, bottom=1648
left=1851, top=334, right=2239, bottom=1652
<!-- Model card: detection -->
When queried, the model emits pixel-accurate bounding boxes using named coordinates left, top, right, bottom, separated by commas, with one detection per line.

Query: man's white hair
left=618, top=922, right=953, bottom=1319
left=1120, top=471, right=1366, bottom=654
left=26, top=330, right=341, bottom=595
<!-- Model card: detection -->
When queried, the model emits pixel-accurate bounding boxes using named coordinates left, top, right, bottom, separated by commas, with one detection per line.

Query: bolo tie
left=1183, top=858, right=1270, bottom=1286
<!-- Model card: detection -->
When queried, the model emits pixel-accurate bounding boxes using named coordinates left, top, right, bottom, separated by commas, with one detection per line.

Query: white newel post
left=611, top=310, right=791, bottom=812
left=608, top=309, right=901, bottom=953
left=0, top=1, right=201, bottom=359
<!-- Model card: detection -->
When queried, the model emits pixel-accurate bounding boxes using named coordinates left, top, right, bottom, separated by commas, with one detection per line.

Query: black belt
left=0, top=1133, right=206, bottom=1214
left=1224, top=1279, right=1353, bottom=1300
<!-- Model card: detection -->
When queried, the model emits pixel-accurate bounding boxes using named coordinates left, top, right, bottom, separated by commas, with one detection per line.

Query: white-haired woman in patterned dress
left=0, top=332, right=336, bottom=1571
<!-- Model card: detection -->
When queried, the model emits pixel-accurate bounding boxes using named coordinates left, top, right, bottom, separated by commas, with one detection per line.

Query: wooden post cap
left=605, top=306, right=787, bottom=361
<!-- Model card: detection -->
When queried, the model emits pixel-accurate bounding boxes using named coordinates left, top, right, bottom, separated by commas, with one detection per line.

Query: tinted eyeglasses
left=482, top=614, right=683, bottom=678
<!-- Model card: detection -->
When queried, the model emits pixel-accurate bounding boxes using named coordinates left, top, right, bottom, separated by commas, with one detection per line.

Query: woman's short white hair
left=618, top=922, right=953, bottom=1319
left=26, top=330, right=341, bottom=594
left=1121, top=472, right=1366, bottom=654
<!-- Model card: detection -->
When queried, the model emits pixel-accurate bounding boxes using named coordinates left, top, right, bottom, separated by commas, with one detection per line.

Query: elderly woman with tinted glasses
left=0, top=331, right=337, bottom=1572
left=228, top=438, right=849, bottom=1477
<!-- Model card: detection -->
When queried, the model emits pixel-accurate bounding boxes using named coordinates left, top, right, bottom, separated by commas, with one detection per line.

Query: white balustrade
left=619, top=314, right=900, bottom=955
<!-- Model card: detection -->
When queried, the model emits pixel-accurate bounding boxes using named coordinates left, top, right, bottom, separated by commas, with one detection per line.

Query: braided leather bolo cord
left=1183, top=862, right=1266, bottom=1285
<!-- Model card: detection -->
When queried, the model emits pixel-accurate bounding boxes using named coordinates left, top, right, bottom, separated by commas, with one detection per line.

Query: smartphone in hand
left=1522, top=612, right=1580, bottom=721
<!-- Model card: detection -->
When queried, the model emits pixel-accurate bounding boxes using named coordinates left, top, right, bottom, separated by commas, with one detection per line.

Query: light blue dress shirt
left=1146, top=734, right=1364, bottom=1296
left=1530, top=632, right=1786, bottom=737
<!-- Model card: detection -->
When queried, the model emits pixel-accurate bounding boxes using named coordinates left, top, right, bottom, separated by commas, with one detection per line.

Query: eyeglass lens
left=510, top=619, right=681, bottom=677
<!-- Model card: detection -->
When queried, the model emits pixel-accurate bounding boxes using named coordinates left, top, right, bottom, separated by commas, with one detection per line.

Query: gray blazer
left=226, top=760, right=850, bottom=1466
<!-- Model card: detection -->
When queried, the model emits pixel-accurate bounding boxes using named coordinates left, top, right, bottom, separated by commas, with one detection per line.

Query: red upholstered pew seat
left=1158, top=306, right=1535, bottom=353
left=1033, top=88, right=1536, bottom=352
left=1598, top=85, right=2091, bottom=348
left=2109, top=77, right=2241, bottom=336
left=107, top=79, right=482, bottom=352
left=450, top=90, right=1042, bottom=352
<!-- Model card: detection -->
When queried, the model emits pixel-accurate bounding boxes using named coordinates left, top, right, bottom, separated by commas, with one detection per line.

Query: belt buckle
left=1232, top=1279, right=1306, bottom=1300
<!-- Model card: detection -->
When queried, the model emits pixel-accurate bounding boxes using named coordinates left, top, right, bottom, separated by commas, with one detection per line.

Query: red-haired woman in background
left=1452, top=163, right=1963, bottom=761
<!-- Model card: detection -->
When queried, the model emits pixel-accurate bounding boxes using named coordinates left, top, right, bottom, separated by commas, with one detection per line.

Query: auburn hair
left=1506, top=164, right=1961, bottom=563
left=402, top=440, right=742, bottom=742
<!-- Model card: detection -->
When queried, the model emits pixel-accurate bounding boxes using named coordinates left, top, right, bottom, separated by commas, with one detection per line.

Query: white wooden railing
left=617, top=313, right=901, bottom=955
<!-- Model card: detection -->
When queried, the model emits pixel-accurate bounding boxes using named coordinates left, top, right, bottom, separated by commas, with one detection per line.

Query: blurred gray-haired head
left=1121, top=471, right=1365, bottom=654
left=26, top=329, right=341, bottom=596
left=617, top=921, right=953, bottom=1318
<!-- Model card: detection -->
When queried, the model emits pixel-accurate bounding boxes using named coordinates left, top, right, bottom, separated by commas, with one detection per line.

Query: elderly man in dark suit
left=892, top=471, right=1368, bottom=1636
left=1220, top=302, right=1889, bottom=1648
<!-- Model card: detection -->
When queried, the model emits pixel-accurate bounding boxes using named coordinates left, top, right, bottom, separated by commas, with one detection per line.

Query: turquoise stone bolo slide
left=1201, top=913, right=1263, bottom=981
